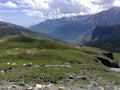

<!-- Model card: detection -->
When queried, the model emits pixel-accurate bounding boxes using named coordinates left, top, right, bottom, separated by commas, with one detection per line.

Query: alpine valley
left=30, top=7, right=120, bottom=52
left=0, top=4, right=120, bottom=90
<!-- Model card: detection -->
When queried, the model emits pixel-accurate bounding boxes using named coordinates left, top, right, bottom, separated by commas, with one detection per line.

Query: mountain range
left=0, top=6, right=120, bottom=84
left=1, top=7, right=120, bottom=52
left=30, top=7, right=120, bottom=45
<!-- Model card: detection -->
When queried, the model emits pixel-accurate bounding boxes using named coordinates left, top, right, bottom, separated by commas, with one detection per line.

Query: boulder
left=58, top=86, right=66, bottom=90
left=97, top=57, right=119, bottom=68
left=77, top=76, right=87, bottom=80
left=103, top=52, right=114, bottom=60
left=34, top=84, right=42, bottom=90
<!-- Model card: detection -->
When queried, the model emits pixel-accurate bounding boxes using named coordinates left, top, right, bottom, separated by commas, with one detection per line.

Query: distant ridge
left=30, top=7, right=120, bottom=45
left=0, top=21, right=42, bottom=38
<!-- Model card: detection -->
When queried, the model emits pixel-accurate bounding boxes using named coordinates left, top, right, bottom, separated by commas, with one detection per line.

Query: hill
left=85, top=25, right=120, bottom=52
left=30, top=7, right=120, bottom=44
left=0, top=36, right=119, bottom=84
left=0, top=21, right=42, bottom=38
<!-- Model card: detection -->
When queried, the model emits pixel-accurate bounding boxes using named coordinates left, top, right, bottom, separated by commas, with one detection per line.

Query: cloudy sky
left=0, top=0, right=120, bottom=27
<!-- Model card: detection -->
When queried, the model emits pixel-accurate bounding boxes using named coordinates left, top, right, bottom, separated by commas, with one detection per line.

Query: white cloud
left=72, top=0, right=101, bottom=13
left=10, top=0, right=120, bottom=20
left=22, top=10, right=44, bottom=18
left=22, top=9, right=84, bottom=21
left=5, top=1, right=18, bottom=8
left=19, top=0, right=107, bottom=20
left=15, top=0, right=49, bottom=9
left=113, top=0, right=120, bottom=7
left=0, top=1, right=18, bottom=8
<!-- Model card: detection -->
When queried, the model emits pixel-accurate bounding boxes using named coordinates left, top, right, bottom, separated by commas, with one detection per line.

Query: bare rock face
left=97, top=57, right=119, bottom=68
left=95, top=52, right=119, bottom=68
left=102, top=52, right=114, bottom=60
left=103, top=52, right=114, bottom=60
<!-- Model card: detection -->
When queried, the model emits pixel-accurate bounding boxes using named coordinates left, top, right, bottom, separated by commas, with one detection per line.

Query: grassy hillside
left=0, top=36, right=119, bottom=84
left=0, top=21, right=43, bottom=38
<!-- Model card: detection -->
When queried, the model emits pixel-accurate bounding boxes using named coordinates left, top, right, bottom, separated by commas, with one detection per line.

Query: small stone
left=18, top=82, right=26, bottom=86
left=77, top=76, right=87, bottom=80
left=58, top=86, right=66, bottom=90
left=27, top=86, right=33, bottom=90
left=69, top=76, right=74, bottom=79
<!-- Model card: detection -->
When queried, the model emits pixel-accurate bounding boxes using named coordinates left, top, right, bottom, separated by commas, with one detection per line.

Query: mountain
left=85, top=24, right=120, bottom=52
left=30, top=15, right=94, bottom=44
left=30, top=7, right=120, bottom=44
left=0, top=21, right=42, bottom=38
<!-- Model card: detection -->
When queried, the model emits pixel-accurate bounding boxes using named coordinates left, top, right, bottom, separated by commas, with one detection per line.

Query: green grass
left=0, top=36, right=119, bottom=84
left=113, top=53, right=120, bottom=63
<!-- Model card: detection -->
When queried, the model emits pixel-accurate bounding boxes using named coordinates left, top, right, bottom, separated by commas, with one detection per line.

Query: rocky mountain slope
left=85, top=24, right=120, bottom=52
left=30, top=7, right=120, bottom=44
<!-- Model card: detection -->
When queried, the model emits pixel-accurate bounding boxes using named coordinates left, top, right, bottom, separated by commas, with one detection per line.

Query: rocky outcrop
left=95, top=52, right=119, bottom=68
left=96, top=57, right=119, bottom=68
left=102, top=52, right=114, bottom=60
left=86, top=25, right=120, bottom=52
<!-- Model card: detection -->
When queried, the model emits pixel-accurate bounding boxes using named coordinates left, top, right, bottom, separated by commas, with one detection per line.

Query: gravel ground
left=0, top=68, right=119, bottom=90
left=0, top=80, right=119, bottom=90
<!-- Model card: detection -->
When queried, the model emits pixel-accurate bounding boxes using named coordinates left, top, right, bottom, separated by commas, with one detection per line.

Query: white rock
left=58, top=86, right=66, bottom=90
left=27, top=86, right=33, bottom=90
left=34, top=84, right=42, bottom=90
left=97, top=86, right=104, bottom=90
left=8, top=85, right=21, bottom=90
left=48, top=83, right=53, bottom=88
left=29, top=62, right=32, bottom=65
left=12, top=62, right=16, bottom=66
left=34, top=65, right=39, bottom=68
left=0, top=70, right=5, bottom=74
left=23, top=63, right=26, bottom=67
left=7, top=62, right=10, bottom=65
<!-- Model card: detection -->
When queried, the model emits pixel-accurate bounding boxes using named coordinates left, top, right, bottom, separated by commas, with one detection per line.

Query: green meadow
left=0, top=36, right=119, bottom=84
